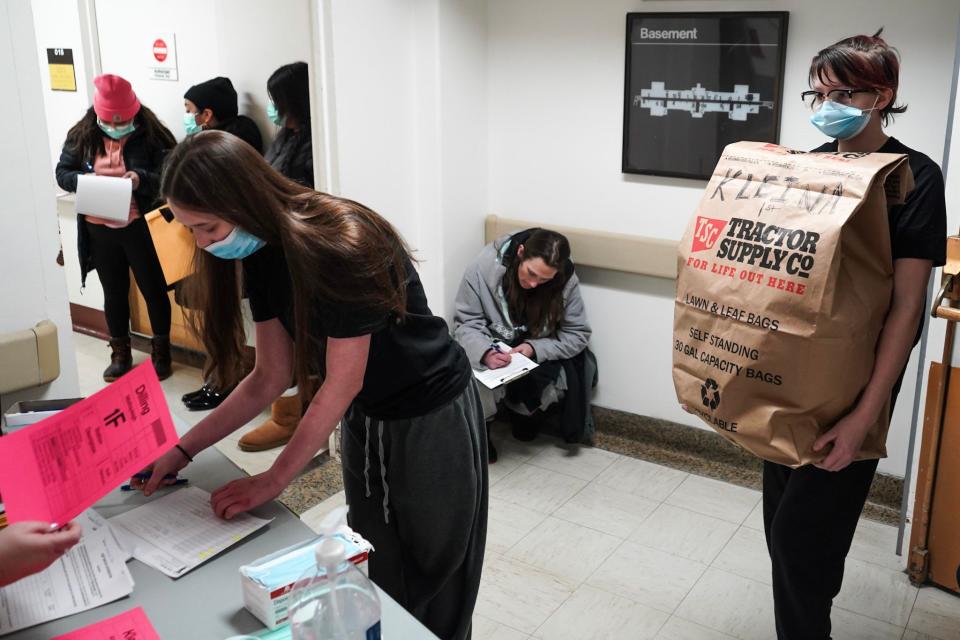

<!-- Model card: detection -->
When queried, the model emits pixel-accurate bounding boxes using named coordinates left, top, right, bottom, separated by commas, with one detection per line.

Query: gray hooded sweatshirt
left=453, top=233, right=591, bottom=368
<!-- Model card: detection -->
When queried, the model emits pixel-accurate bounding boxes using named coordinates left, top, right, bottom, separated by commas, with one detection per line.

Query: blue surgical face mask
left=203, top=225, right=266, bottom=260
left=809, top=97, right=878, bottom=140
left=98, top=119, right=137, bottom=140
left=267, top=101, right=283, bottom=127
left=183, top=112, right=202, bottom=136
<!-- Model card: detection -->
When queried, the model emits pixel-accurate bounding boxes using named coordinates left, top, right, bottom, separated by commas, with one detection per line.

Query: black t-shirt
left=811, top=137, right=947, bottom=268
left=242, top=243, right=472, bottom=419
left=812, top=137, right=947, bottom=408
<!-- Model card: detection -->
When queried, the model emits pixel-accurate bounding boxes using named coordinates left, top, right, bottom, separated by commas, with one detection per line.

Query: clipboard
left=472, top=342, right=539, bottom=389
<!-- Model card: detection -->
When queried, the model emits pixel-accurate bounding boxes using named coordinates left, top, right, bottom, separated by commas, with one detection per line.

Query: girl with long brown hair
left=135, top=130, right=486, bottom=640
left=454, top=228, right=596, bottom=460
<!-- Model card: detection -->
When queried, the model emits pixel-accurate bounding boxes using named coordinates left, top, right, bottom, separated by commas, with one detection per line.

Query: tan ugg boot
left=238, top=394, right=302, bottom=452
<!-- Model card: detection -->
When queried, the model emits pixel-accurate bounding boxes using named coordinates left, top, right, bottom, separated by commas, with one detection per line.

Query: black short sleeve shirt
left=242, top=244, right=471, bottom=419
left=811, top=137, right=947, bottom=266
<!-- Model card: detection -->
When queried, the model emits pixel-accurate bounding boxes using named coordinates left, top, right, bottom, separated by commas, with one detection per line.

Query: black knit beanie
left=184, top=77, right=238, bottom=119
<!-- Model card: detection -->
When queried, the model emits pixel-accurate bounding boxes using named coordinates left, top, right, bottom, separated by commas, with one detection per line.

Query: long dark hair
left=503, top=228, right=572, bottom=338
left=810, top=28, right=906, bottom=126
left=64, top=105, right=176, bottom=163
left=161, top=130, right=410, bottom=402
left=267, top=62, right=310, bottom=125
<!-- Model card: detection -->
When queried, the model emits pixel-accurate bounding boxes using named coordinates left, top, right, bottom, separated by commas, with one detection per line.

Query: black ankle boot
left=151, top=335, right=172, bottom=380
left=103, top=336, right=132, bottom=382
left=487, top=433, right=498, bottom=464
left=510, top=411, right=539, bottom=442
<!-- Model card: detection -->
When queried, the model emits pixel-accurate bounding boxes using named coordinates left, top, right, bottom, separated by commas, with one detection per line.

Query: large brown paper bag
left=673, top=141, right=913, bottom=467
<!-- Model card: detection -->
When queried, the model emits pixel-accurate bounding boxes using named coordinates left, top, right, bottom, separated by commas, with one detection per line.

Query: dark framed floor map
left=622, top=12, right=789, bottom=180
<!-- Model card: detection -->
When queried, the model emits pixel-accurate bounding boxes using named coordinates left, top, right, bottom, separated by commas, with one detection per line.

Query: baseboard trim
left=69, top=303, right=208, bottom=369
left=592, top=405, right=903, bottom=526
left=70, top=303, right=110, bottom=340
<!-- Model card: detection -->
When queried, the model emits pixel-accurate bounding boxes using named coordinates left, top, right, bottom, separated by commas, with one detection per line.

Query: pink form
left=51, top=607, right=160, bottom=640
left=0, top=361, right=178, bottom=525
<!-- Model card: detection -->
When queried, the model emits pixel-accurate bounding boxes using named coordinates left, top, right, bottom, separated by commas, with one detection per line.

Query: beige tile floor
left=73, top=332, right=960, bottom=640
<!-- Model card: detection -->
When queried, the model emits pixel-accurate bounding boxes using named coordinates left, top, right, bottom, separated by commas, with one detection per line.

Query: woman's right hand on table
left=132, top=447, right=191, bottom=497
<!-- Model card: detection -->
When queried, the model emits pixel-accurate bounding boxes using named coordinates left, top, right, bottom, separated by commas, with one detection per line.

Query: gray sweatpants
left=341, top=379, right=488, bottom=640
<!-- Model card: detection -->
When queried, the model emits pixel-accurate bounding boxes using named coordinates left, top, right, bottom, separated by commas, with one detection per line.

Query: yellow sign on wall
left=47, top=48, right=77, bottom=92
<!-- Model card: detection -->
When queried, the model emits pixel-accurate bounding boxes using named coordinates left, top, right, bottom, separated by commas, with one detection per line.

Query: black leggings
left=763, top=458, right=879, bottom=639
left=86, top=217, right=171, bottom=339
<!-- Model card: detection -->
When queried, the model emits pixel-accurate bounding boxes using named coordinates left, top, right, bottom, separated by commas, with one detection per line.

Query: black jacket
left=55, top=128, right=169, bottom=288
left=215, top=115, right=264, bottom=154
left=265, top=123, right=313, bottom=187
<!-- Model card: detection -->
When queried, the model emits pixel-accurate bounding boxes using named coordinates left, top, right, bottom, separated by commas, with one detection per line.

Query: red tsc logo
left=691, top=216, right=728, bottom=252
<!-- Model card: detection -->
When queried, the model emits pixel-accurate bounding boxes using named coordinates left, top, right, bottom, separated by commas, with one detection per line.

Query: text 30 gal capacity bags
left=673, top=141, right=913, bottom=467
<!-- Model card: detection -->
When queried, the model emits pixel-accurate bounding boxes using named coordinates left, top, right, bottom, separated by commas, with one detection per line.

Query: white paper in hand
left=75, top=174, right=133, bottom=222
left=0, top=523, right=134, bottom=634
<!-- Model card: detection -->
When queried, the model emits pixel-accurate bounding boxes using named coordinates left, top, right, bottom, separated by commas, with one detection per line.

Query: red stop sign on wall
left=153, top=39, right=168, bottom=62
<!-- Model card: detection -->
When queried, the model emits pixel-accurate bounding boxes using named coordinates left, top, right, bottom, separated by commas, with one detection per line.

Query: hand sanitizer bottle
left=288, top=506, right=381, bottom=640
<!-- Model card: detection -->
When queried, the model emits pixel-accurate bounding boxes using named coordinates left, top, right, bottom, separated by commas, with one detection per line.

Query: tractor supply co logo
left=689, top=215, right=820, bottom=279
left=686, top=213, right=821, bottom=296
left=700, top=378, right=721, bottom=411
left=691, top=216, right=728, bottom=252
left=713, top=217, right=820, bottom=279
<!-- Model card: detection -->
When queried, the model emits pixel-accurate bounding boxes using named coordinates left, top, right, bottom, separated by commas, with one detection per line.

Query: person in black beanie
left=180, top=77, right=264, bottom=410
left=183, top=77, right=263, bottom=153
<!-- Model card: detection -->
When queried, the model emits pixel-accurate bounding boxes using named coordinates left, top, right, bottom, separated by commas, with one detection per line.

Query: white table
left=6, top=418, right=437, bottom=639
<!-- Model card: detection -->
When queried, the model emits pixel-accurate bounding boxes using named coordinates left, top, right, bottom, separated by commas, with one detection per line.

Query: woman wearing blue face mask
left=183, top=76, right=264, bottom=153
left=134, top=131, right=486, bottom=640
left=264, top=62, right=313, bottom=189
left=56, top=74, right=178, bottom=381
left=763, top=30, right=947, bottom=639
left=178, top=77, right=266, bottom=412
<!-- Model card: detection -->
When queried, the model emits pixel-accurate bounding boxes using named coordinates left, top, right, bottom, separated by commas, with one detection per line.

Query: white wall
left=30, top=0, right=91, bottom=177
left=1, top=0, right=80, bottom=410
left=438, top=0, right=489, bottom=320
left=905, top=20, right=960, bottom=525
left=327, top=0, right=488, bottom=317
left=486, top=0, right=960, bottom=476
left=94, top=0, right=311, bottom=152
left=328, top=0, right=423, bottom=257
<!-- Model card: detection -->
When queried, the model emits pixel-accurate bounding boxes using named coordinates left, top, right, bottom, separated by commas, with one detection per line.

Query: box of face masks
left=239, top=529, right=373, bottom=629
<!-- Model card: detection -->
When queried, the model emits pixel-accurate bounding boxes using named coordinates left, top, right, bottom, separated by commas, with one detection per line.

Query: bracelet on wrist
left=175, top=443, right=193, bottom=463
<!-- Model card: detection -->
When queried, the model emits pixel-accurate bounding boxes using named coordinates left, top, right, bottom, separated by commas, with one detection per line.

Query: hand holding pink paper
left=51, top=607, right=160, bottom=640
left=0, top=361, right=178, bottom=525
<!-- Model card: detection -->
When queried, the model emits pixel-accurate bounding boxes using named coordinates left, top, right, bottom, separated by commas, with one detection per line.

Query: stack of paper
left=0, top=513, right=134, bottom=635
left=74, top=509, right=132, bottom=560
left=109, top=486, right=272, bottom=579
left=472, top=341, right=539, bottom=389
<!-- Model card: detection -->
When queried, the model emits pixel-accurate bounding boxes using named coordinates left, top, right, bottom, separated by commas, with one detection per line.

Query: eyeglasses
left=800, top=89, right=876, bottom=110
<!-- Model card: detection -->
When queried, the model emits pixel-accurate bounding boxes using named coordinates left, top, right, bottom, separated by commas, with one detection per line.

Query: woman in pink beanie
left=56, top=74, right=178, bottom=381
